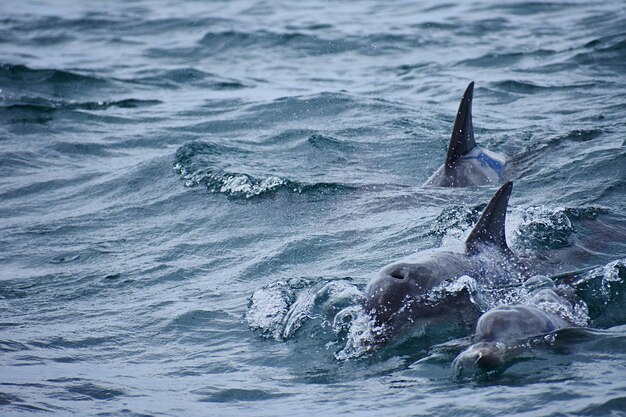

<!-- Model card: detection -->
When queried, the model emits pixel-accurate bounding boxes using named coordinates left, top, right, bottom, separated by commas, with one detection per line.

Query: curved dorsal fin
left=465, top=181, right=513, bottom=255
left=446, top=82, right=477, bottom=168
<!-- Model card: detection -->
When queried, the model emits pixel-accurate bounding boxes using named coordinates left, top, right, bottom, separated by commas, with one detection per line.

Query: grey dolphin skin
left=451, top=304, right=568, bottom=377
left=452, top=277, right=585, bottom=378
left=424, top=82, right=506, bottom=187
left=364, top=181, right=520, bottom=342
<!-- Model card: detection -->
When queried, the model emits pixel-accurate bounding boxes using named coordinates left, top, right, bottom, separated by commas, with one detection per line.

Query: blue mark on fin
left=466, top=152, right=504, bottom=176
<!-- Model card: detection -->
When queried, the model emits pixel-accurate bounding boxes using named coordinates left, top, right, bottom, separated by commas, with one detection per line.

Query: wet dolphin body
left=424, top=82, right=506, bottom=187
left=451, top=304, right=569, bottom=377
left=451, top=279, right=587, bottom=377
left=364, top=182, right=522, bottom=344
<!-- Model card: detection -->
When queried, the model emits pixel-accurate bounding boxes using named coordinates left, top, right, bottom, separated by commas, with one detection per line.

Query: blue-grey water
left=1, top=0, right=626, bottom=415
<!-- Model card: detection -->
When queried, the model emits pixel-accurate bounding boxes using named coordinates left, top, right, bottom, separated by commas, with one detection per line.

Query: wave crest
left=173, top=140, right=354, bottom=198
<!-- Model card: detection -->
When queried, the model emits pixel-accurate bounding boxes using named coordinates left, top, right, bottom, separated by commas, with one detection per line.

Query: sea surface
left=1, top=0, right=626, bottom=415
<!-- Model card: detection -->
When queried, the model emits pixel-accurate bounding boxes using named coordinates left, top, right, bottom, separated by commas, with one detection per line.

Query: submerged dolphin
left=451, top=304, right=568, bottom=376
left=424, top=82, right=506, bottom=187
left=364, top=181, right=520, bottom=343
left=452, top=277, right=587, bottom=377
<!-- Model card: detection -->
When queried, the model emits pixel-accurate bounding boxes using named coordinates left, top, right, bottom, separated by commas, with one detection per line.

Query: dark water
left=1, top=0, right=626, bottom=415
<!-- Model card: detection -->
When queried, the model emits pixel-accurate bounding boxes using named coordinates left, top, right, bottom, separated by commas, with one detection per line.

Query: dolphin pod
left=361, top=84, right=588, bottom=375
left=424, top=82, right=506, bottom=187
left=364, top=182, right=584, bottom=374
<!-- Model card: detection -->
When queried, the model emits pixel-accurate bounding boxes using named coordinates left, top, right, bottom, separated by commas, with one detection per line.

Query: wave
left=173, top=163, right=351, bottom=198
left=0, top=96, right=161, bottom=124
left=245, top=278, right=363, bottom=342
left=512, top=206, right=577, bottom=250
left=459, top=52, right=527, bottom=68
left=491, top=2, right=579, bottom=15
left=145, top=30, right=355, bottom=59
left=426, top=202, right=608, bottom=253
left=573, top=258, right=626, bottom=328
left=181, top=91, right=372, bottom=135
left=198, top=388, right=289, bottom=403
left=574, top=33, right=626, bottom=69
left=244, top=92, right=360, bottom=121
left=428, top=204, right=485, bottom=239
left=0, top=63, right=111, bottom=98
left=1, top=97, right=161, bottom=111
left=196, top=29, right=388, bottom=56
left=0, top=63, right=100, bottom=83
left=64, top=382, right=125, bottom=400
left=307, top=133, right=356, bottom=153
left=0, top=63, right=143, bottom=122
left=491, top=80, right=563, bottom=94
left=129, top=67, right=248, bottom=90
left=173, top=140, right=355, bottom=198
left=147, top=29, right=429, bottom=60
left=2, top=14, right=229, bottom=38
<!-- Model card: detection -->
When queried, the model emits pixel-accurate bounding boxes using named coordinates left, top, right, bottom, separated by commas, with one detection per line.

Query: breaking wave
left=173, top=140, right=354, bottom=198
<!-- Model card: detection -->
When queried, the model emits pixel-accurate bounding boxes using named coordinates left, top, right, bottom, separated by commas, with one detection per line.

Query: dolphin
left=452, top=278, right=587, bottom=378
left=424, top=82, right=506, bottom=187
left=364, top=181, right=522, bottom=344
left=451, top=304, right=569, bottom=377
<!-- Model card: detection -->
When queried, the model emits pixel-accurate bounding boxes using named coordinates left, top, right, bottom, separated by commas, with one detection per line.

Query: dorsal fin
left=445, top=82, right=477, bottom=168
left=465, top=181, right=512, bottom=255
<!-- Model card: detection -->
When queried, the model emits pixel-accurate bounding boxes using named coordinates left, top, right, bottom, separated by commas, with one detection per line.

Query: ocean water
left=1, top=0, right=626, bottom=415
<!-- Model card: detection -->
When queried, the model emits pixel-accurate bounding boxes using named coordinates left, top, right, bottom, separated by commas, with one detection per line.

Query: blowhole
left=391, top=270, right=405, bottom=280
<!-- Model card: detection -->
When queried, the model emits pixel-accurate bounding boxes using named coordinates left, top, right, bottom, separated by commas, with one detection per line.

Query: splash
left=245, top=281, right=296, bottom=340
left=246, top=278, right=389, bottom=360
left=245, top=279, right=362, bottom=341
left=430, top=204, right=484, bottom=242
left=173, top=161, right=290, bottom=198
left=333, top=306, right=384, bottom=360
left=580, top=259, right=626, bottom=299
left=574, top=258, right=626, bottom=309
left=511, top=206, right=575, bottom=250
left=173, top=141, right=353, bottom=198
